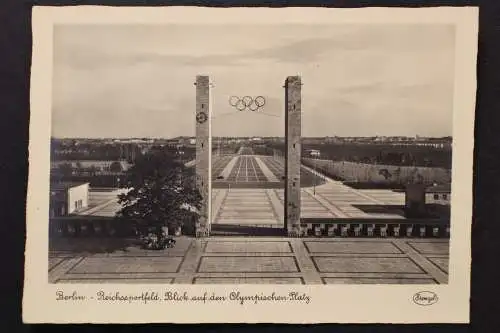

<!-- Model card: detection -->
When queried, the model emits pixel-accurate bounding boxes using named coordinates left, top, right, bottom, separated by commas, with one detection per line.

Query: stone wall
left=303, top=158, right=451, bottom=185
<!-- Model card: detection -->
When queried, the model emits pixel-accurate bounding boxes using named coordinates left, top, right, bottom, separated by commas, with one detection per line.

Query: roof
left=50, top=181, right=89, bottom=192
left=426, top=184, right=451, bottom=193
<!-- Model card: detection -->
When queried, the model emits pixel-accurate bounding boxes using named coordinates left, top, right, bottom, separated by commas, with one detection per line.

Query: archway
left=194, top=75, right=306, bottom=237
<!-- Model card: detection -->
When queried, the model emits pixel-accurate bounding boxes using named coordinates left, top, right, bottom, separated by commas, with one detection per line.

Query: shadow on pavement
left=211, top=224, right=284, bottom=236
left=49, top=236, right=142, bottom=254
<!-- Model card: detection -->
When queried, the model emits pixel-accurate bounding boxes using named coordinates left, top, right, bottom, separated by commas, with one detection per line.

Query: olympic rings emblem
left=229, top=95, right=266, bottom=112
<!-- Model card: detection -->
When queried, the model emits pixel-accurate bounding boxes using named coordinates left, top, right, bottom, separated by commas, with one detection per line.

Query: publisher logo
left=413, top=291, right=438, bottom=306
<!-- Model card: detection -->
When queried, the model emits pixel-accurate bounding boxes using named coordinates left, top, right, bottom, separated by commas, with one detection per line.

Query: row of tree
left=51, top=141, right=143, bottom=162
left=52, top=161, right=124, bottom=177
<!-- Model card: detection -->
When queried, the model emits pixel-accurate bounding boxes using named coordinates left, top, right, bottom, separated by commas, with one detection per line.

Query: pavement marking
left=214, top=188, right=281, bottom=226
left=70, top=257, right=183, bottom=274
left=323, top=277, right=436, bottom=284
left=49, top=257, right=84, bottom=283
left=212, top=156, right=233, bottom=178
left=313, top=256, right=424, bottom=274
left=59, top=278, right=175, bottom=284
left=245, top=156, right=249, bottom=181
left=254, top=156, right=279, bottom=182
left=427, top=257, right=449, bottom=274
left=321, top=272, right=432, bottom=279
left=205, top=241, right=292, bottom=253
left=392, top=239, right=448, bottom=284
left=290, top=240, right=323, bottom=284
left=303, top=188, right=349, bottom=218
left=301, top=163, right=389, bottom=205
left=193, top=272, right=304, bottom=278
left=173, top=240, right=204, bottom=284
left=211, top=189, right=228, bottom=223
left=304, top=240, right=403, bottom=254
left=219, top=156, right=239, bottom=179
left=49, top=237, right=449, bottom=285
left=193, top=277, right=303, bottom=284
left=267, top=189, right=285, bottom=223
left=234, top=156, right=244, bottom=182
left=197, top=256, right=299, bottom=273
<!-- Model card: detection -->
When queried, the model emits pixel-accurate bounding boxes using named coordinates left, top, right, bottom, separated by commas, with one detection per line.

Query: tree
left=109, top=161, right=123, bottom=173
left=116, top=150, right=202, bottom=248
left=87, top=165, right=99, bottom=176
left=57, top=163, right=73, bottom=177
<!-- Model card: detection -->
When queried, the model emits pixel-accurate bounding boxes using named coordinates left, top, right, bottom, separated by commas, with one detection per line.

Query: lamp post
left=179, top=150, right=184, bottom=184
left=313, top=153, right=317, bottom=195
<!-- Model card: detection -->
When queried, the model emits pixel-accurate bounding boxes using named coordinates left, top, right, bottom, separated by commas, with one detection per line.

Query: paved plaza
left=55, top=154, right=449, bottom=285
left=211, top=154, right=407, bottom=227
left=49, top=237, right=449, bottom=284
left=211, top=179, right=406, bottom=228
left=77, top=156, right=408, bottom=224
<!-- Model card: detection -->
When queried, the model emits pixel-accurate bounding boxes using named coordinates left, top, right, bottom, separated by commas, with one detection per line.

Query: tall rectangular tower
left=284, top=76, right=302, bottom=236
left=195, top=75, right=212, bottom=237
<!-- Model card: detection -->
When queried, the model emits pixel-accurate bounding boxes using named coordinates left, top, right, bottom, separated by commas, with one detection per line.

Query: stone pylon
left=284, top=76, right=302, bottom=236
left=195, top=75, right=212, bottom=237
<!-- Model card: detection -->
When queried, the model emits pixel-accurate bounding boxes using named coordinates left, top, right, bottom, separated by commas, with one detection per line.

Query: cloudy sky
left=52, top=24, right=455, bottom=138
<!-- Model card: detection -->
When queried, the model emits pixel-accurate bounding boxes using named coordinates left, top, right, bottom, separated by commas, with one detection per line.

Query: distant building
left=404, top=183, right=451, bottom=218
left=305, top=149, right=321, bottom=157
left=49, top=182, right=89, bottom=217
left=426, top=184, right=451, bottom=205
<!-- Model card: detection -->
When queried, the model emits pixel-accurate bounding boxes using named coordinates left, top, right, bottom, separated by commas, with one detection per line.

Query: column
left=284, top=76, right=302, bottom=236
left=195, top=75, right=212, bottom=237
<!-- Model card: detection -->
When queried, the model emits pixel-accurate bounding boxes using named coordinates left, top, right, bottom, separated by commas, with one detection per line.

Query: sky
left=52, top=24, right=456, bottom=138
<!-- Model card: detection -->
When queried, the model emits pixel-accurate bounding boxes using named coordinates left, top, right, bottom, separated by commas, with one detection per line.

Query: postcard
left=23, top=6, right=478, bottom=323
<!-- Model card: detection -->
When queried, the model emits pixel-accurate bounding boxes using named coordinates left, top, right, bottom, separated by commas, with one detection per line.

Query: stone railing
left=297, top=218, right=450, bottom=238
left=50, top=217, right=135, bottom=238
left=50, top=216, right=449, bottom=239
left=49, top=216, right=195, bottom=238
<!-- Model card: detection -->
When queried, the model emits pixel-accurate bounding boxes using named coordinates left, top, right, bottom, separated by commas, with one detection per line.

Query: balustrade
left=50, top=218, right=450, bottom=239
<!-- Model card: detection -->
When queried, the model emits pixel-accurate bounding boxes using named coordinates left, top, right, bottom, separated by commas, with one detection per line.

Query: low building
left=404, top=183, right=451, bottom=218
left=426, top=184, right=451, bottom=205
left=49, top=182, right=90, bottom=217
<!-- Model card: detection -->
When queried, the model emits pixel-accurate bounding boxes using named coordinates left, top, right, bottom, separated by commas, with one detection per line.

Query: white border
left=23, top=6, right=478, bottom=324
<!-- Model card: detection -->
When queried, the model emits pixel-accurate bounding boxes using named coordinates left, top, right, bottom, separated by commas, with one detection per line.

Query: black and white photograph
left=24, top=6, right=477, bottom=324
